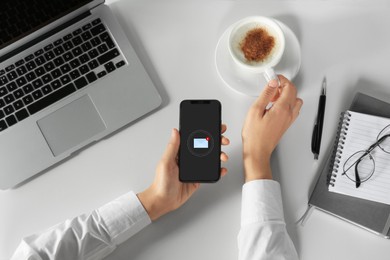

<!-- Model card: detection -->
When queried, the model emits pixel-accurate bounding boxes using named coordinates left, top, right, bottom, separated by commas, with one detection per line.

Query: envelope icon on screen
left=193, top=138, right=209, bottom=148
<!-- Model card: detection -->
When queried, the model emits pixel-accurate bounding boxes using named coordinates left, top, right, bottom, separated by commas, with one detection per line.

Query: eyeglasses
left=342, top=124, right=390, bottom=188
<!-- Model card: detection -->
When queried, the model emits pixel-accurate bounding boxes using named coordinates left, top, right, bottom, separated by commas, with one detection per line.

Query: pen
left=311, top=77, right=327, bottom=160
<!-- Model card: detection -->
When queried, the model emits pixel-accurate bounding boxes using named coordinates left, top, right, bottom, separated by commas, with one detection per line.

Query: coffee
left=228, top=16, right=285, bottom=76
left=240, top=27, right=275, bottom=63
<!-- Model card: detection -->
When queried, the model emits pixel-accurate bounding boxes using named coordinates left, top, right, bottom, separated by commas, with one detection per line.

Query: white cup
left=228, top=16, right=285, bottom=85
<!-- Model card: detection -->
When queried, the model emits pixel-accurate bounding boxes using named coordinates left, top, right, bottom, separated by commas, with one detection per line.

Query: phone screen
left=179, top=100, right=221, bottom=182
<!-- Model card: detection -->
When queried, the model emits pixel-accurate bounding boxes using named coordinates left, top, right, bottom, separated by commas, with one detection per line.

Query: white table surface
left=2, top=1, right=390, bottom=259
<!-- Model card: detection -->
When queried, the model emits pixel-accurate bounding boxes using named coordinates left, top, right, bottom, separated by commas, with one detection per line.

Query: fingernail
left=268, top=79, right=278, bottom=88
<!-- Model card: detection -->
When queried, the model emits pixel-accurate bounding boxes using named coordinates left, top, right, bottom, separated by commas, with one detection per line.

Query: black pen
left=311, top=77, right=327, bottom=160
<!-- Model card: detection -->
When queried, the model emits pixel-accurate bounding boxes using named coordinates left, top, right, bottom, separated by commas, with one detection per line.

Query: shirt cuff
left=97, top=191, right=151, bottom=245
left=241, top=180, right=285, bottom=227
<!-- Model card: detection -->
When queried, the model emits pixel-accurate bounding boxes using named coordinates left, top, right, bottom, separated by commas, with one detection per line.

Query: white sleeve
left=11, top=191, right=151, bottom=260
left=238, top=180, right=299, bottom=260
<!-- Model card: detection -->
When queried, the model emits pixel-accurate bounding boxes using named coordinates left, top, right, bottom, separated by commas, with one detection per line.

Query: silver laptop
left=0, top=0, right=162, bottom=189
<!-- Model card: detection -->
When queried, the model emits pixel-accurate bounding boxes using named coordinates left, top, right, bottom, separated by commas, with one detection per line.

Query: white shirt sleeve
left=238, top=180, right=299, bottom=260
left=11, top=191, right=151, bottom=260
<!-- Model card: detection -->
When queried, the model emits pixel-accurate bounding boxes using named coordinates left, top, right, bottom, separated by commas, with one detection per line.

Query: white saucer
left=215, top=20, right=301, bottom=97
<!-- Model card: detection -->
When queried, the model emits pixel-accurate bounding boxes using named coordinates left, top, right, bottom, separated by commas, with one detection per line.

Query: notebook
left=0, top=0, right=162, bottom=189
left=328, top=111, right=390, bottom=204
left=307, top=92, right=390, bottom=239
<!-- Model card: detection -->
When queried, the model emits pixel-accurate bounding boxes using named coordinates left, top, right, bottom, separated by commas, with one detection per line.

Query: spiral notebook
left=308, top=92, right=390, bottom=239
left=328, top=111, right=390, bottom=204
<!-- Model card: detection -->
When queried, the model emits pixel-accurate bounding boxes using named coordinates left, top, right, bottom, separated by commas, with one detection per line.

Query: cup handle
left=263, top=67, right=280, bottom=86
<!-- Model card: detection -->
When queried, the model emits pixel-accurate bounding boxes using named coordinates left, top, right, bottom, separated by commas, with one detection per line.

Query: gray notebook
left=307, top=92, right=390, bottom=238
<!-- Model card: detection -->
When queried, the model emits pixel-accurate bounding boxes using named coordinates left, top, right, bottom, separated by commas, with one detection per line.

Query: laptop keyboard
left=0, top=18, right=126, bottom=132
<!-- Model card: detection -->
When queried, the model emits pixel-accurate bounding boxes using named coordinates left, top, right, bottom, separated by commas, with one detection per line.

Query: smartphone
left=179, top=100, right=221, bottom=182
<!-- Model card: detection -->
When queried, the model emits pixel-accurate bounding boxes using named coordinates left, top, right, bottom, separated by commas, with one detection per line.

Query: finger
left=277, top=75, right=298, bottom=105
left=221, top=124, right=227, bottom=134
left=221, top=136, right=230, bottom=146
left=220, top=152, right=229, bottom=162
left=252, top=78, right=279, bottom=112
left=220, top=167, right=228, bottom=177
left=162, top=128, right=180, bottom=162
left=292, top=98, right=303, bottom=120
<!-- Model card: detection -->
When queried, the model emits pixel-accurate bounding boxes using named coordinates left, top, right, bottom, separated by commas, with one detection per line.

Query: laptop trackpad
left=37, top=95, right=106, bottom=157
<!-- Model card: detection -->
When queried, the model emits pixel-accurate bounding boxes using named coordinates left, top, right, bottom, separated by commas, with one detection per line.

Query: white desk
left=2, top=1, right=390, bottom=259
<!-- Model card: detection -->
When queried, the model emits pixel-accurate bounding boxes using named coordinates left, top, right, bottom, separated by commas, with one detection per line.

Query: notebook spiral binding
left=327, top=112, right=352, bottom=186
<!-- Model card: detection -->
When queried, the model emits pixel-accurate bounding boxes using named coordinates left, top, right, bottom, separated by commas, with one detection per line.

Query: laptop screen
left=0, top=0, right=94, bottom=50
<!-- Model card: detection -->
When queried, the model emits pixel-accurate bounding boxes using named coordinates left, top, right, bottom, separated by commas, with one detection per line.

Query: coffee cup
left=228, top=16, right=285, bottom=85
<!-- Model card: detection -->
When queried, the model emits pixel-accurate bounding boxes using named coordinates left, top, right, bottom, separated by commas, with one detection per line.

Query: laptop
left=0, top=0, right=162, bottom=189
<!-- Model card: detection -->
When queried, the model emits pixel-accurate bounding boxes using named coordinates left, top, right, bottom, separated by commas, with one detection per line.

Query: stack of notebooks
left=307, top=92, right=390, bottom=238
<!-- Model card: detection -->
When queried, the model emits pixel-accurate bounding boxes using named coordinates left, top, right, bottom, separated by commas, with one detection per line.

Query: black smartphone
left=179, top=100, right=221, bottom=182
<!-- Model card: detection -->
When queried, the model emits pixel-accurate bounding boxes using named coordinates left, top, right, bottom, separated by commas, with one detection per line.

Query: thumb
left=162, top=128, right=180, bottom=162
left=253, top=79, right=279, bottom=111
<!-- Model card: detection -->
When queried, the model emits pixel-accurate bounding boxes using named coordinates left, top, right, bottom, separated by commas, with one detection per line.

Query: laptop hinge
left=0, top=11, right=91, bottom=63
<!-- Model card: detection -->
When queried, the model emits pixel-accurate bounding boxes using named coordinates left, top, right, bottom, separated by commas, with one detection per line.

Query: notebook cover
left=308, top=92, right=390, bottom=238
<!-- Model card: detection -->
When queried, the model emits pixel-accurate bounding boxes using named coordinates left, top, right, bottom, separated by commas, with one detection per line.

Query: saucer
left=215, top=20, right=301, bottom=97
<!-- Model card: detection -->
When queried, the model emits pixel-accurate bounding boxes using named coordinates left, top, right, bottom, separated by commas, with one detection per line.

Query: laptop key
left=70, top=58, right=81, bottom=69
left=63, top=51, right=74, bottom=61
left=6, top=64, right=15, bottom=72
left=27, top=83, right=76, bottom=115
left=51, top=69, right=62, bottom=79
left=6, top=115, right=17, bottom=127
left=0, top=120, right=7, bottom=131
left=63, top=33, right=73, bottom=41
left=72, top=36, right=82, bottom=46
left=25, top=54, right=34, bottom=62
left=4, top=94, right=15, bottom=104
left=0, top=87, right=8, bottom=96
left=116, top=60, right=125, bottom=68
left=16, top=66, right=27, bottom=76
left=34, top=49, right=44, bottom=57
left=0, top=110, right=4, bottom=119
left=70, top=69, right=80, bottom=80
left=100, top=32, right=116, bottom=49
left=26, top=61, right=37, bottom=70
left=0, top=76, right=8, bottom=86
left=44, top=44, right=53, bottom=51
left=0, top=98, right=5, bottom=108
left=32, top=78, right=43, bottom=89
left=32, top=89, right=43, bottom=100
left=98, top=48, right=120, bottom=65
left=97, top=71, right=107, bottom=78
left=53, top=57, right=65, bottom=66
left=15, top=59, right=25, bottom=67
left=74, top=76, right=88, bottom=89
left=23, top=84, right=34, bottom=94
left=91, top=24, right=106, bottom=36
left=13, top=100, right=24, bottom=111
left=51, top=80, right=62, bottom=90
left=4, top=105, right=14, bottom=115
left=22, top=95, right=33, bottom=105
left=7, top=71, right=18, bottom=81
left=6, top=82, right=17, bottom=92
left=85, top=71, right=97, bottom=83
left=54, top=39, right=63, bottom=46
left=35, top=67, right=45, bottom=77
left=91, top=18, right=101, bottom=26
left=15, top=108, right=29, bottom=121
left=82, top=23, right=92, bottom=31
left=25, top=72, right=36, bottom=81
left=35, top=56, right=46, bottom=65
left=104, top=62, right=115, bottom=73
left=88, top=60, right=99, bottom=70
left=42, top=85, right=52, bottom=95
left=63, top=41, right=74, bottom=51
left=14, top=89, right=24, bottom=99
